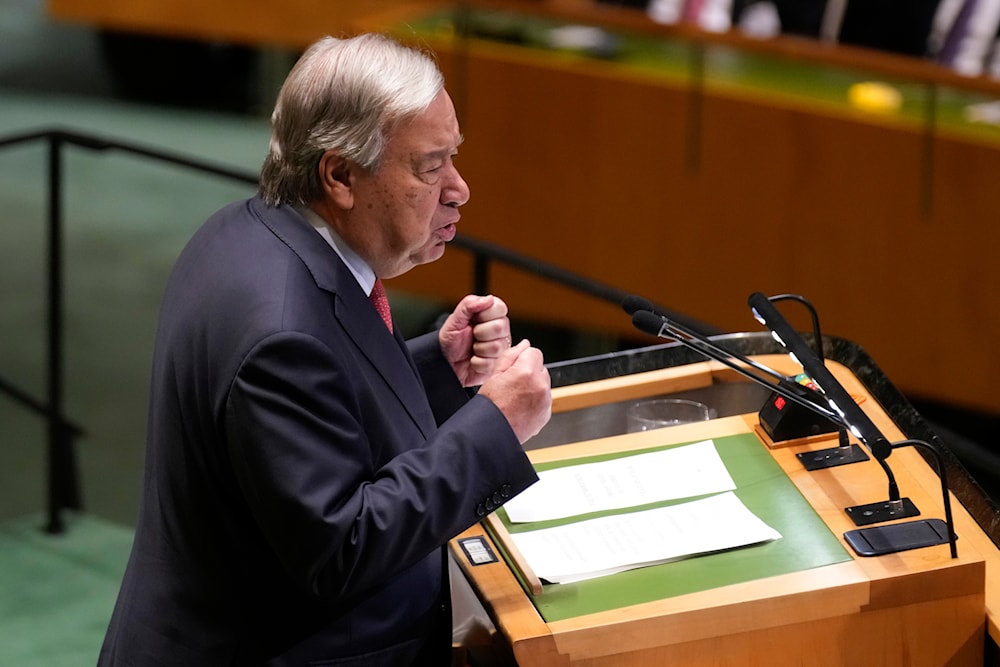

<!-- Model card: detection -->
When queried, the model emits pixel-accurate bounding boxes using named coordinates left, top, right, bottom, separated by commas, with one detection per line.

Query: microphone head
left=631, top=310, right=665, bottom=336
left=747, top=291, right=770, bottom=311
left=622, top=294, right=656, bottom=316
left=747, top=292, right=770, bottom=325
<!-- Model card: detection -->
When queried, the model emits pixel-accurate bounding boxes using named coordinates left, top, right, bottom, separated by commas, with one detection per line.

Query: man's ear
left=317, top=150, right=354, bottom=210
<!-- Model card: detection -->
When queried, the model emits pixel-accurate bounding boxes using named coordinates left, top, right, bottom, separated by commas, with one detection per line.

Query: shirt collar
left=296, top=205, right=376, bottom=296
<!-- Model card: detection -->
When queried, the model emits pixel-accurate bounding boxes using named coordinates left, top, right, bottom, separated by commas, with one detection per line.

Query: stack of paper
left=502, top=440, right=782, bottom=584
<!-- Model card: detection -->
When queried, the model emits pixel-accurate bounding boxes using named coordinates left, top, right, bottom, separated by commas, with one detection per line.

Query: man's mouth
left=436, top=222, right=457, bottom=243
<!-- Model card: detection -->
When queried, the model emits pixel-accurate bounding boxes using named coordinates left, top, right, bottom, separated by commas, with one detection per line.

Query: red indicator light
left=774, top=396, right=786, bottom=410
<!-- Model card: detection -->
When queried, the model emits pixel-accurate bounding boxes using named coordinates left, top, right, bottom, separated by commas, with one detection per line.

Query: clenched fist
left=477, top=339, right=552, bottom=443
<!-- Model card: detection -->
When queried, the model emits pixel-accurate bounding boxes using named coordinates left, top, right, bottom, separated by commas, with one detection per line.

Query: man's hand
left=477, top=340, right=552, bottom=444
left=439, top=294, right=513, bottom=387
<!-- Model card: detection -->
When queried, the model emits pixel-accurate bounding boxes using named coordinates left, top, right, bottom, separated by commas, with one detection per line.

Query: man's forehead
left=422, top=134, right=464, bottom=155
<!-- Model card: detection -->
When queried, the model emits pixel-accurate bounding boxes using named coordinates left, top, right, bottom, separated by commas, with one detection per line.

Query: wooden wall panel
left=395, top=39, right=1000, bottom=412
left=45, top=0, right=1000, bottom=410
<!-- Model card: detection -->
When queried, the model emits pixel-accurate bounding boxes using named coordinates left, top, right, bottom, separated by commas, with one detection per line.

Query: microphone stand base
left=845, top=497, right=920, bottom=526
left=757, top=390, right=839, bottom=443
left=843, top=518, right=952, bottom=557
left=797, top=443, right=869, bottom=470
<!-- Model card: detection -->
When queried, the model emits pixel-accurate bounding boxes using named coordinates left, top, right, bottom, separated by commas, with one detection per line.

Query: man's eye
left=425, top=154, right=457, bottom=173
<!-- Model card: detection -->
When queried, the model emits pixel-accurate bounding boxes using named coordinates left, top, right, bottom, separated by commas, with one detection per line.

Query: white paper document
left=503, top=440, right=736, bottom=524
left=508, top=491, right=782, bottom=584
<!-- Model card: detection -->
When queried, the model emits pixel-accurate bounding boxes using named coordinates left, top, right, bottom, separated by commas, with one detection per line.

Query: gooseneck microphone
left=747, top=292, right=893, bottom=462
left=747, top=291, right=900, bottom=507
left=625, top=297, right=843, bottom=426
left=627, top=296, right=797, bottom=385
left=745, top=291, right=957, bottom=557
left=624, top=291, right=957, bottom=558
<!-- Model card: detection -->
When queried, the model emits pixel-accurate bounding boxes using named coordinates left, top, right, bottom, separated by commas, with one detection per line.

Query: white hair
left=259, top=34, right=444, bottom=206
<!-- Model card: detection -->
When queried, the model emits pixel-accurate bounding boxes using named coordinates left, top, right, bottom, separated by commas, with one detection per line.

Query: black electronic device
left=844, top=519, right=952, bottom=557
left=758, top=386, right=840, bottom=442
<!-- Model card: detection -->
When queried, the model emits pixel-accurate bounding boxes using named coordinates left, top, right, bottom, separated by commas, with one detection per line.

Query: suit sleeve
left=224, top=330, right=538, bottom=604
left=406, top=329, right=472, bottom=425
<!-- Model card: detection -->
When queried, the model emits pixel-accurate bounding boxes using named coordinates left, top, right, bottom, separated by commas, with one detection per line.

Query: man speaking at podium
left=98, top=33, right=551, bottom=666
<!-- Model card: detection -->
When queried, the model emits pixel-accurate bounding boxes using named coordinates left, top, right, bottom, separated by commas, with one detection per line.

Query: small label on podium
left=458, top=536, right=499, bottom=566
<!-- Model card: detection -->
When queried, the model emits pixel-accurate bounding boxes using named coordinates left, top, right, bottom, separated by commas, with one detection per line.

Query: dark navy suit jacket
left=98, top=197, right=538, bottom=666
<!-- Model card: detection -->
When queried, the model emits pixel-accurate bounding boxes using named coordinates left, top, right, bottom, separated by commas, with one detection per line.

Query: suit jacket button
left=492, top=491, right=503, bottom=505
left=484, top=497, right=496, bottom=512
left=475, top=503, right=486, bottom=517
left=501, top=484, right=512, bottom=498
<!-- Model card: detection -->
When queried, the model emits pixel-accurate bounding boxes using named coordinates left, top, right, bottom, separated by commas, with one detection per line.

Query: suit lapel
left=336, top=288, right=438, bottom=439
left=250, top=198, right=438, bottom=438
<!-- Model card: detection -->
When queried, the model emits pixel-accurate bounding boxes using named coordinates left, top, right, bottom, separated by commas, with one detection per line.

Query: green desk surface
left=491, top=433, right=851, bottom=623
left=403, top=8, right=1000, bottom=147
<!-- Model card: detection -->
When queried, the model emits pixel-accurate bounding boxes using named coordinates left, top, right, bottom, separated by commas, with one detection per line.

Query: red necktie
left=369, top=278, right=393, bottom=333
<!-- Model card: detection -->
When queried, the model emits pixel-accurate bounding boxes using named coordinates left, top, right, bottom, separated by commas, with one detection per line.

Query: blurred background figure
left=602, top=0, right=1000, bottom=78
left=927, top=0, right=1000, bottom=76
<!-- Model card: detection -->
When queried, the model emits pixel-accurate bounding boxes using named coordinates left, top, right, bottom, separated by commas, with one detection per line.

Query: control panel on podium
left=449, top=334, right=988, bottom=666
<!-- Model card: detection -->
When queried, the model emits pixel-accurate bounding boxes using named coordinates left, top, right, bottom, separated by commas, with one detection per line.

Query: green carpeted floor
left=0, top=513, right=132, bottom=666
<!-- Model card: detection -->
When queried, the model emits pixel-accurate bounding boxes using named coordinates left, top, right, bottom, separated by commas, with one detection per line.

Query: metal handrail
left=0, top=127, right=718, bottom=534
left=0, top=128, right=260, bottom=534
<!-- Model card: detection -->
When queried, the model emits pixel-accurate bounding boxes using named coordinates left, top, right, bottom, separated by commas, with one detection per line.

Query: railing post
left=45, top=133, right=81, bottom=534
left=472, top=250, right=490, bottom=296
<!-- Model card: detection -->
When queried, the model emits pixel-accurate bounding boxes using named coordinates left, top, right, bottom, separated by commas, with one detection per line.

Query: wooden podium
left=449, top=341, right=988, bottom=665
